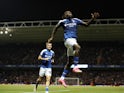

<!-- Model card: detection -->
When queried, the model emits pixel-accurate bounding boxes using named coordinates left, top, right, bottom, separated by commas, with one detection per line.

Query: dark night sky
left=0, top=0, right=123, bottom=22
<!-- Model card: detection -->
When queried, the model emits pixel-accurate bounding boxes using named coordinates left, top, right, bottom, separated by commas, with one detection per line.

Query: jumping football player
left=48, top=10, right=100, bottom=87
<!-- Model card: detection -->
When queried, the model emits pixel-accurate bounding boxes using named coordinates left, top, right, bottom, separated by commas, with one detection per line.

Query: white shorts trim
left=39, top=67, right=52, bottom=77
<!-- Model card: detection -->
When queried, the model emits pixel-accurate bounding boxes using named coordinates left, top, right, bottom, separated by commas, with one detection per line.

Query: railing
left=0, top=19, right=124, bottom=28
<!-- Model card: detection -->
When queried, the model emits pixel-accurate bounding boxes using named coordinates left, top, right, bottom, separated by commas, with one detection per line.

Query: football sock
left=61, top=69, right=69, bottom=80
left=46, top=87, right=49, bottom=93
left=73, top=57, right=79, bottom=66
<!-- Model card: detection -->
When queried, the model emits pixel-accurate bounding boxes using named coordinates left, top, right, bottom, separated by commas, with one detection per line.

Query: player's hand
left=51, top=59, right=54, bottom=63
left=48, top=37, right=53, bottom=43
left=44, top=58, right=50, bottom=61
left=91, top=12, right=100, bottom=19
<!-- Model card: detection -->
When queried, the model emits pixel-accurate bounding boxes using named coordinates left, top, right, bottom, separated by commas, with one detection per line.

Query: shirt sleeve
left=74, top=18, right=84, bottom=25
left=40, top=49, right=45, bottom=57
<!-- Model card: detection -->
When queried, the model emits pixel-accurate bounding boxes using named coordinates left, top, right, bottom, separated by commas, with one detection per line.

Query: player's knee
left=77, top=45, right=81, bottom=51
left=74, top=44, right=81, bottom=51
left=37, top=77, right=42, bottom=82
left=46, top=77, right=51, bottom=82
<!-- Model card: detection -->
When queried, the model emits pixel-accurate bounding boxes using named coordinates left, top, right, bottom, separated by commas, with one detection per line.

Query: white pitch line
left=23, top=90, right=70, bottom=93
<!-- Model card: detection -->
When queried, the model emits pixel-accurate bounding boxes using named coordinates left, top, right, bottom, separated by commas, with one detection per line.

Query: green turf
left=0, top=84, right=124, bottom=93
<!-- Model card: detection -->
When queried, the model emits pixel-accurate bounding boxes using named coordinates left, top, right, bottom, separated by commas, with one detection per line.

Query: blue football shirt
left=57, top=18, right=84, bottom=40
left=39, top=49, right=55, bottom=68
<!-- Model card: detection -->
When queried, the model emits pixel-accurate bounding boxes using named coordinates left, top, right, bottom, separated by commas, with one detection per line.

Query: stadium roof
left=0, top=19, right=124, bottom=44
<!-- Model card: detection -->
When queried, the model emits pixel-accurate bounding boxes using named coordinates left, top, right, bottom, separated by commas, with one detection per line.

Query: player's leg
left=34, top=67, right=45, bottom=92
left=60, top=48, right=73, bottom=80
left=58, top=39, right=74, bottom=87
left=73, top=44, right=80, bottom=57
left=58, top=55, right=73, bottom=87
left=45, top=68, right=52, bottom=93
left=64, top=38, right=82, bottom=73
left=34, top=76, right=42, bottom=91
left=72, top=44, right=82, bottom=73
left=45, top=76, right=51, bottom=93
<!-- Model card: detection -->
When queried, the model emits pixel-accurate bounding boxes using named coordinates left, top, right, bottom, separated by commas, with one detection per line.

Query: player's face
left=46, top=43, right=52, bottom=50
left=64, top=11, right=73, bottom=18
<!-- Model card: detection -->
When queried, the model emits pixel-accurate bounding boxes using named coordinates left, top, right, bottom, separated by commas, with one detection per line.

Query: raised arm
left=48, top=22, right=61, bottom=43
left=83, top=12, right=100, bottom=26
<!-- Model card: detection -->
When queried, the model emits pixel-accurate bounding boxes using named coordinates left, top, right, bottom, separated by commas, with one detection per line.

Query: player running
left=34, top=42, right=55, bottom=93
left=48, top=10, right=99, bottom=87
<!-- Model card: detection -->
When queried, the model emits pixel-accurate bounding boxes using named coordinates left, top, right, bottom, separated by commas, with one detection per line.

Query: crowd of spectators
left=0, top=69, right=124, bottom=85
left=0, top=41, right=124, bottom=65
left=0, top=41, right=124, bottom=85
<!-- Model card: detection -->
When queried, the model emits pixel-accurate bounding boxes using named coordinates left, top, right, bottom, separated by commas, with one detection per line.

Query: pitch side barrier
left=0, top=64, right=124, bottom=69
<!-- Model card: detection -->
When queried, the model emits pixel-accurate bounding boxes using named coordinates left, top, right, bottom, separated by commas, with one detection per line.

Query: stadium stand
left=0, top=19, right=124, bottom=86
left=0, top=41, right=124, bottom=85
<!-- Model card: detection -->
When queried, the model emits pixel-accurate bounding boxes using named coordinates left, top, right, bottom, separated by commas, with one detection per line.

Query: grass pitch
left=0, top=84, right=124, bottom=93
